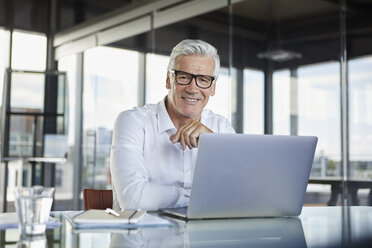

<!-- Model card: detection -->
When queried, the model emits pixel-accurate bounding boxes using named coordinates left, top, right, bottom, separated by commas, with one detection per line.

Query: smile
left=182, top=97, right=200, bottom=102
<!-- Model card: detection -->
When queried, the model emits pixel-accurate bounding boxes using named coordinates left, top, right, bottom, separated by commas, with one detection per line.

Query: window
left=4, top=31, right=48, bottom=159
left=298, top=62, right=341, bottom=178
left=274, top=63, right=341, bottom=177
left=206, top=67, right=232, bottom=121
left=4, top=30, right=48, bottom=159
left=349, top=55, right=372, bottom=180
left=83, top=46, right=140, bottom=189
left=10, top=72, right=45, bottom=112
left=145, top=53, right=169, bottom=104
left=11, top=30, right=46, bottom=71
left=56, top=54, right=78, bottom=201
left=58, top=55, right=77, bottom=147
left=243, top=68, right=264, bottom=134
left=273, top=70, right=290, bottom=135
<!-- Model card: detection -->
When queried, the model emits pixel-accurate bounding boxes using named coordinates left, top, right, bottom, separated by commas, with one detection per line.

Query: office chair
left=83, top=188, right=113, bottom=210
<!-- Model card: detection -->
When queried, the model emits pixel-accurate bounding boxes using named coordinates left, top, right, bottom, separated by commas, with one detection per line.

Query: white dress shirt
left=110, top=97, right=235, bottom=211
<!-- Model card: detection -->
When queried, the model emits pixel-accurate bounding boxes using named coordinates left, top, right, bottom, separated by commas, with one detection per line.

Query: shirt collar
left=157, top=97, right=176, bottom=133
left=157, top=96, right=207, bottom=133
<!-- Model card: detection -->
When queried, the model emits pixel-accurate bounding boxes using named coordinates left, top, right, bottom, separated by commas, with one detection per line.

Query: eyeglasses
left=169, top=70, right=215, bottom=89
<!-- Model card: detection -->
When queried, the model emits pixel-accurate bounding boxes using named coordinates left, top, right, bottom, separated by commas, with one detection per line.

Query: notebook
left=73, top=209, right=146, bottom=224
left=65, top=210, right=172, bottom=230
left=161, top=133, right=318, bottom=220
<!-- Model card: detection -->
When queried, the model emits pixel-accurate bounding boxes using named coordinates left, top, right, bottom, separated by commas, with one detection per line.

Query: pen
left=128, top=210, right=137, bottom=224
left=105, top=208, right=120, bottom=217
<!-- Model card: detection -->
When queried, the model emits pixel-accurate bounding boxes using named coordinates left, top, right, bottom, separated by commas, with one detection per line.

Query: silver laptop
left=161, top=134, right=318, bottom=220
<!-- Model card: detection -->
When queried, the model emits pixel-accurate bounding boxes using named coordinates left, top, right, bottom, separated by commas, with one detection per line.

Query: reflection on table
left=1, top=207, right=372, bottom=248
left=110, top=217, right=306, bottom=248
left=309, top=177, right=372, bottom=206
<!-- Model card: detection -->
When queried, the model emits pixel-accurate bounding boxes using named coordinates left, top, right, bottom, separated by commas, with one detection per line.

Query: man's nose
left=185, top=77, right=199, bottom=91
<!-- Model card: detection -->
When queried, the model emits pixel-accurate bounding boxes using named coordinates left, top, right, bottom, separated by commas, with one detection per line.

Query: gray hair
left=167, top=39, right=220, bottom=78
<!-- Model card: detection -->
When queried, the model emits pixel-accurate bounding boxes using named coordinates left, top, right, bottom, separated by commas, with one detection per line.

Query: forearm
left=110, top=146, right=189, bottom=211
left=121, top=181, right=190, bottom=211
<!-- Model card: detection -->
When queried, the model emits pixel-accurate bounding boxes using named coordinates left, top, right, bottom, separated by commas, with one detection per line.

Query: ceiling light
left=257, top=49, right=302, bottom=62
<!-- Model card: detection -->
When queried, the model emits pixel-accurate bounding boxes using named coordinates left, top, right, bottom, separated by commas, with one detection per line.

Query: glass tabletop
left=1, top=206, right=372, bottom=248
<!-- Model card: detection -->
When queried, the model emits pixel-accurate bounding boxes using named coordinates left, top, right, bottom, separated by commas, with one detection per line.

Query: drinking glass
left=14, top=186, right=55, bottom=236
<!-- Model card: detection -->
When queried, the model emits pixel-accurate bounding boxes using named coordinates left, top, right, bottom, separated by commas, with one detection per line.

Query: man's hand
left=170, top=120, right=213, bottom=150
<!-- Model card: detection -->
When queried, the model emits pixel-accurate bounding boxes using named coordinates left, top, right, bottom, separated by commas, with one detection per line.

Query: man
left=110, top=39, right=235, bottom=211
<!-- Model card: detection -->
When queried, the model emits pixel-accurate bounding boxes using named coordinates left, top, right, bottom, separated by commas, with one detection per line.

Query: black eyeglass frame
left=169, top=69, right=216, bottom=89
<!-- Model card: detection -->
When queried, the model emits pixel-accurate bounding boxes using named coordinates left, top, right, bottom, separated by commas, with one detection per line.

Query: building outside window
left=83, top=46, right=140, bottom=189
left=298, top=62, right=341, bottom=178
left=349, top=56, right=372, bottom=181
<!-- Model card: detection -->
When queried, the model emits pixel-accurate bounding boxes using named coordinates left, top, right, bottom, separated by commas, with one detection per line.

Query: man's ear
left=210, top=80, right=217, bottom=96
left=166, top=72, right=171, bottom=89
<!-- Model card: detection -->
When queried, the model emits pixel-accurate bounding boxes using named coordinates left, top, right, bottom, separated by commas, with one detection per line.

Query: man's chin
left=176, top=101, right=206, bottom=119
left=180, top=109, right=201, bottom=119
